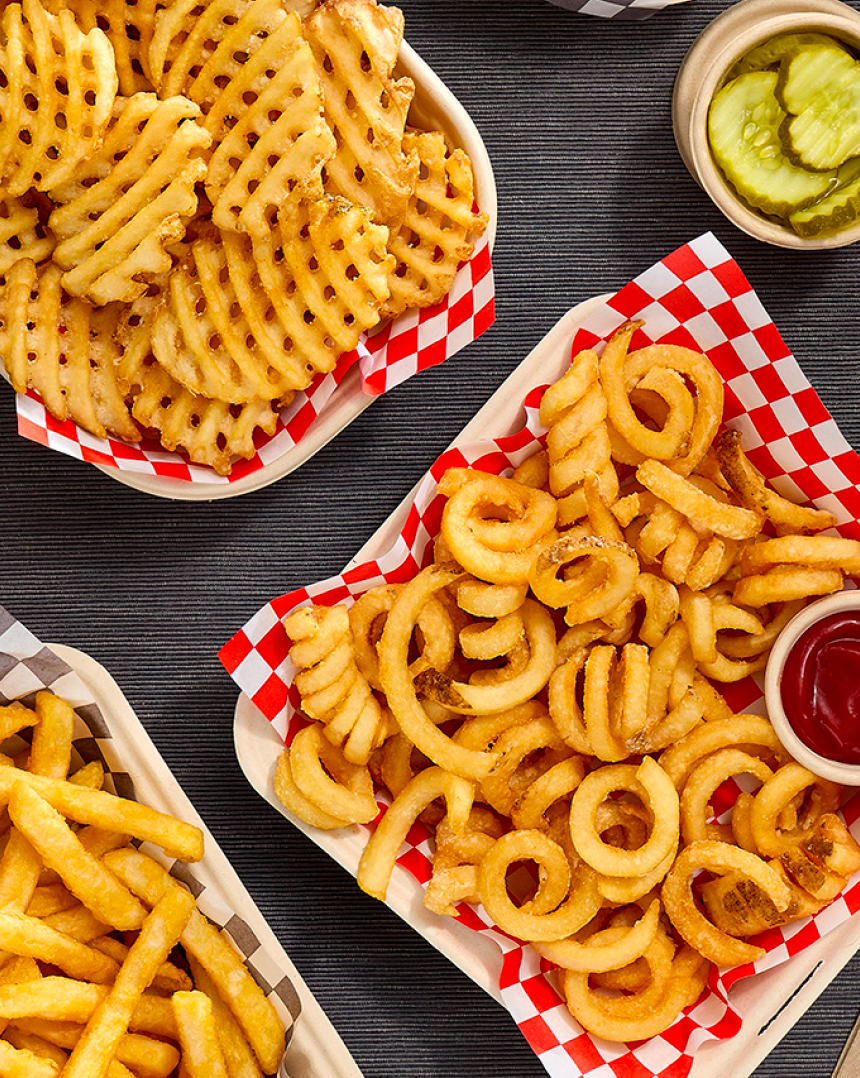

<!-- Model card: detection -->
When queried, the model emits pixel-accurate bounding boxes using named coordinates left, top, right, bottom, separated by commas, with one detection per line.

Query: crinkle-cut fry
left=8, top=0, right=116, bottom=196
left=129, top=353, right=282, bottom=476
left=250, top=195, right=394, bottom=379
left=0, top=769, right=205, bottom=862
left=304, top=0, right=418, bottom=228
left=0, top=979, right=177, bottom=1039
left=61, top=887, right=195, bottom=1078
left=102, top=849, right=286, bottom=1075
left=205, top=12, right=336, bottom=236
left=8, top=783, right=148, bottom=933
left=0, top=195, right=54, bottom=272
left=172, top=991, right=229, bottom=1078
left=716, top=429, right=838, bottom=533
left=49, top=94, right=210, bottom=305
left=380, top=129, right=488, bottom=319
left=185, top=953, right=265, bottom=1078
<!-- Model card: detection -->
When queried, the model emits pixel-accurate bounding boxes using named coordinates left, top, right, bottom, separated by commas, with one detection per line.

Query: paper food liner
left=221, top=232, right=860, bottom=1078
left=544, top=0, right=692, bottom=22
left=13, top=239, right=494, bottom=486
left=0, top=603, right=302, bottom=1041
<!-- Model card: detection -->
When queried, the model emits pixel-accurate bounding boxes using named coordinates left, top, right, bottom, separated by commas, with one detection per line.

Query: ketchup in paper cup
left=766, top=591, right=860, bottom=784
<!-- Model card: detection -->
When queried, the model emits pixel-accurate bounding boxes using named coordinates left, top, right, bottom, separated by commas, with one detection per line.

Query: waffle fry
left=0, top=259, right=140, bottom=441
left=304, top=0, right=419, bottom=228
left=204, top=10, right=336, bottom=236
left=0, top=194, right=54, bottom=271
left=0, top=0, right=486, bottom=475
left=1, top=0, right=117, bottom=197
left=382, top=130, right=489, bottom=319
left=251, top=195, right=395, bottom=373
left=49, top=94, right=210, bottom=305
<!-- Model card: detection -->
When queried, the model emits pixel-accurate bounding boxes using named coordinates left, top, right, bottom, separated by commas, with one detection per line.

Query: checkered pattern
left=544, top=0, right=689, bottom=21
left=0, top=603, right=302, bottom=1036
left=221, top=232, right=860, bottom=1078
left=12, top=239, right=494, bottom=487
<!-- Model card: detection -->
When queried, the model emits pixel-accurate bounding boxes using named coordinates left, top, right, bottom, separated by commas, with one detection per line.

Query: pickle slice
left=727, top=32, right=846, bottom=80
left=778, top=44, right=860, bottom=170
left=708, top=70, right=836, bottom=217
left=789, top=157, right=860, bottom=236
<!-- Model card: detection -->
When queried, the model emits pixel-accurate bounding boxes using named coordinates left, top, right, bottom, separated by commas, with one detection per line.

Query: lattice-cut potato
left=381, top=130, right=489, bottom=319
left=251, top=194, right=394, bottom=380
left=48, top=93, right=211, bottom=305
left=204, top=10, right=336, bottom=235
left=114, top=276, right=285, bottom=474
left=0, top=193, right=55, bottom=271
left=0, top=0, right=117, bottom=196
left=304, top=0, right=419, bottom=229
left=0, top=258, right=140, bottom=441
left=64, top=0, right=155, bottom=95
left=151, top=232, right=299, bottom=403
left=148, top=0, right=315, bottom=97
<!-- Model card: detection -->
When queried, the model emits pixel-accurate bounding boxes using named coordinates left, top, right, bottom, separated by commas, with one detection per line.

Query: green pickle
left=726, top=32, right=846, bottom=79
left=707, top=32, right=860, bottom=237
left=790, top=157, right=860, bottom=235
left=778, top=44, right=860, bottom=171
left=708, top=70, right=835, bottom=216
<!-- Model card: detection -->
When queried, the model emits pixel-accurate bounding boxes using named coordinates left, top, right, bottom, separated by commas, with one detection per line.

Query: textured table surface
left=2, top=1, right=860, bottom=1075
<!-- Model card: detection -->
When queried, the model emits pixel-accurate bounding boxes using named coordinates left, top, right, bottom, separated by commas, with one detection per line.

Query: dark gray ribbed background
left=3, top=1, right=860, bottom=1074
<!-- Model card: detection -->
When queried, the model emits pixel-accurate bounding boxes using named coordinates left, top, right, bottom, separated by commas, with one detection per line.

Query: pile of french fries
left=0, top=691, right=286, bottom=1077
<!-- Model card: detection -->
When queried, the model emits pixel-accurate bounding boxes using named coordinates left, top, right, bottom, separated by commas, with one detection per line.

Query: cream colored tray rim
left=234, top=291, right=860, bottom=1077
left=90, top=38, right=498, bottom=502
left=51, top=643, right=364, bottom=1078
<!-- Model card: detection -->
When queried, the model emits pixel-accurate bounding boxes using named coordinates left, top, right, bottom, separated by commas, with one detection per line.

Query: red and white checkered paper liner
left=12, top=239, right=494, bottom=486
left=220, top=232, right=860, bottom=1078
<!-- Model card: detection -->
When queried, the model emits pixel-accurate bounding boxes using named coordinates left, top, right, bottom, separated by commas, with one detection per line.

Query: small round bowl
left=764, top=590, right=860, bottom=785
left=673, top=0, right=860, bottom=250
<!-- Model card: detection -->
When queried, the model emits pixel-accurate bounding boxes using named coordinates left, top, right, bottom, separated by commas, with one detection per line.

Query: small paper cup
left=673, top=0, right=860, bottom=250
left=765, top=590, right=860, bottom=785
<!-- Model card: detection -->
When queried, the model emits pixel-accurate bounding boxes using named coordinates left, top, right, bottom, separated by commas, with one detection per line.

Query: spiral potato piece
left=539, top=348, right=619, bottom=526
left=284, top=604, right=390, bottom=765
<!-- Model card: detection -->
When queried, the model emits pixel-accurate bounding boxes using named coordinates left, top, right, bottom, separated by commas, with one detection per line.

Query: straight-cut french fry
left=11, top=1018, right=180, bottom=1078
left=61, top=887, right=195, bottom=1078
left=0, top=1036, right=59, bottom=1078
left=186, top=954, right=264, bottom=1078
left=3, top=1024, right=68, bottom=1067
left=0, top=691, right=75, bottom=912
left=0, top=978, right=177, bottom=1039
left=0, top=912, right=118, bottom=984
left=90, top=937, right=192, bottom=994
left=40, top=905, right=112, bottom=944
left=8, top=784, right=147, bottom=932
left=172, top=990, right=229, bottom=1078
left=0, top=770, right=204, bottom=862
left=105, top=849, right=285, bottom=1074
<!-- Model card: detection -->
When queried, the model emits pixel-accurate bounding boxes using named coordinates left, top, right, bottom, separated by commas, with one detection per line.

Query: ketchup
left=780, top=611, right=860, bottom=764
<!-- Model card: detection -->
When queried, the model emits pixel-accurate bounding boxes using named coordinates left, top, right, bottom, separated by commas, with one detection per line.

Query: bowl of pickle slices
left=673, top=0, right=860, bottom=249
